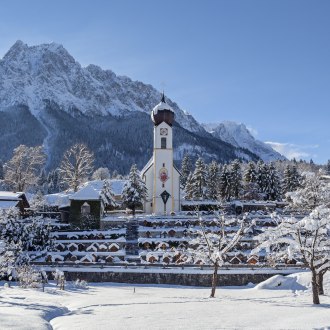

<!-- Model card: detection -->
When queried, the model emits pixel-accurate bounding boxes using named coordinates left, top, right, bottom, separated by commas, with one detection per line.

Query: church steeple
left=151, top=92, right=175, bottom=126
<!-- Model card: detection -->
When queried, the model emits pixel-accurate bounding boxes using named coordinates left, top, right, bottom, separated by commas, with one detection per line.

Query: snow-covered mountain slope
left=203, top=121, right=286, bottom=162
left=0, top=41, right=280, bottom=172
left=0, top=40, right=203, bottom=133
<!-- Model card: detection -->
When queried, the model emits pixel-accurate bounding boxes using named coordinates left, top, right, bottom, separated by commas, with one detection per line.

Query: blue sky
left=0, top=0, right=329, bottom=163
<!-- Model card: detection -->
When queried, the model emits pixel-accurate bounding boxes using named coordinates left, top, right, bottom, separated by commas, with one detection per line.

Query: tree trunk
left=311, top=270, right=320, bottom=304
left=317, top=272, right=324, bottom=295
left=210, top=262, right=219, bottom=298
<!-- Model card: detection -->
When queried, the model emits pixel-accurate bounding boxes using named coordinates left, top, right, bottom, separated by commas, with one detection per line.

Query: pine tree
left=243, top=161, right=259, bottom=200
left=283, top=164, right=301, bottom=194
left=184, top=172, right=194, bottom=200
left=244, top=162, right=257, bottom=183
left=190, top=157, right=207, bottom=200
left=219, top=165, right=232, bottom=201
left=256, top=161, right=267, bottom=194
left=205, top=161, right=220, bottom=200
left=282, top=164, right=292, bottom=194
left=38, top=168, right=48, bottom=193
left=290, top=165, right=301, bottom=191
left=121, top=164, right=147, bottom=216
left=47, top=169, right=61, bottom=194
left=264, top=163, right=282, bottom=200
left=230, top=160, right=242, bottom=199
left=180, top=154, right=193, bottom=187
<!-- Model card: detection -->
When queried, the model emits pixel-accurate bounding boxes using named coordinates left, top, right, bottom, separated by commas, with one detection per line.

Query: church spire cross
left=161, top=91, right=166, bottom=103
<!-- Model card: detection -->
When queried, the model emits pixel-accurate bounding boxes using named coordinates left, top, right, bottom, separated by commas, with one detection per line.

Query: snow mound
left=254, top=274, right=307, bottom=291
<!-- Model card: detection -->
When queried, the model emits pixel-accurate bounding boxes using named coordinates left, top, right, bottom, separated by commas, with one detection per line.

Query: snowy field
left=0, top=272, right=329, bottom=330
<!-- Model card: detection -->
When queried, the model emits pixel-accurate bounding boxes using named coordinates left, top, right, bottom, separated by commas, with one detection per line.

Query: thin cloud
left=265, top=142, right=319, bottom=160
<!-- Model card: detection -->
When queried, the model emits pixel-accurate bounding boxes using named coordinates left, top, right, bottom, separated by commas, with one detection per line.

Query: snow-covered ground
left=0, top=272, right=329, bottom=330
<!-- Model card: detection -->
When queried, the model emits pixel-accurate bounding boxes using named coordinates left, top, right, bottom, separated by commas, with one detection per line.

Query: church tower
left=141, top=93, right=181, bottom=214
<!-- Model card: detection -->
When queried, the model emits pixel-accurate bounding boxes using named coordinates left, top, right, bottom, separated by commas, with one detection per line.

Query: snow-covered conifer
left=230, top=160, right=242, bottom=199
left=206, top=161, right=220, bottom=200
left=180, top=154, right=193, bottom=187
left=47, top=169, right=61, bottom=194
left=264, top=163, right=282, bottom=200
left=190, top=157, right=207, bottom=200
left=121, top=164, right=147, bottom=216
left=256, top=161, right=267, bottom=194
left=59, top=143, right=94, bottom=192
left=244, top=161, right=257, bottom=183
left=219, top=165, right=232, bottom=201
left=184, top=172, right=194, bottom=200
left=243, top=161, right=259, bottom=200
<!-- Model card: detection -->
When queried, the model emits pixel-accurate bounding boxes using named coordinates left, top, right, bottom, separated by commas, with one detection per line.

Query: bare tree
left=188, top=212, right=253, bottom=298
left=59, top=143, right=94, bottom=192
left=3, top=145, right=46, bottom=191
left=92, top=167, right=110, bottom=180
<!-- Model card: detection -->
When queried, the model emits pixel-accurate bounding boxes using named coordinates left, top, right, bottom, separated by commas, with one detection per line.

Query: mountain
left=0, top=41, right=278, bottom=173
left=202, top=121, right=286, bottom=162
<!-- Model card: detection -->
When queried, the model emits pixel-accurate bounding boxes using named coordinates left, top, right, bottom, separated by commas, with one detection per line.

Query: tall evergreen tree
left=243, top=161, right=259, bottom=200
left=264, top=163, right=282, bottom=200
left=283, top=164, right=301, bottom=194
left=206, top=161, right=220, bottom=200
left=244, top=161, right=257, bottom=183
left=256, top=161, right=267, bottom=194
left=230, top=160, right=242, bottom=199
left=184, top=172, right=194, bottom=200
left=180, top=154, right=193, bottom=187
left=121, top=164, right=147, bottom=216
left=282, top=164, right=292, bottom=194
left=190, top=157, right=207, bottom=200
left=219, top=165, right=232, bottom=201
left=47, top=169, right=61, bottom=194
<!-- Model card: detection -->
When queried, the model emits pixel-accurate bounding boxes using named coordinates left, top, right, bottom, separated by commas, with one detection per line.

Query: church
left=141, top=94, right=181, bottom=214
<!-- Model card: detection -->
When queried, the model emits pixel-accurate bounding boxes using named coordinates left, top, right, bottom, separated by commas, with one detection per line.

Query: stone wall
left=62, top=270, right=286, bottom=287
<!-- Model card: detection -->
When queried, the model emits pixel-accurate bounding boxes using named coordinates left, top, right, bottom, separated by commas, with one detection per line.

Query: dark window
left=161, top=137, right=167, bottom=149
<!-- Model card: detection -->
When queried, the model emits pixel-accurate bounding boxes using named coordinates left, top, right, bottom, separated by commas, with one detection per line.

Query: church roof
left=141, top=157, right=153, bottom=176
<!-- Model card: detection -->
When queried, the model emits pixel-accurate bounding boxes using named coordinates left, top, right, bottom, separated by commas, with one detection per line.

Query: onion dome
left=151, top=92, right=175, bottom=126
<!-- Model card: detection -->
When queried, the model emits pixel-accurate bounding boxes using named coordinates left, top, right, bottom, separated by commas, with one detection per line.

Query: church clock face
left=160, top=128, right=168, bottom=136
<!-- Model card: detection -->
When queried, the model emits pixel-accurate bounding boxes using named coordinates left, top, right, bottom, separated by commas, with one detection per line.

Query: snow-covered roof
left=70, top=184, right=101, bottom=201
left=152, top=100, right=174, bottom=115
left=0, top=191, right=23, bottom=201
left=44, top=192, right=71, bottom=208
left=110, top=179, right=127, bottom=195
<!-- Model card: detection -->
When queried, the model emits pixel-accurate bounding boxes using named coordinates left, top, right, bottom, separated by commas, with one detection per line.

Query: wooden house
left=0, top=191, right=30, bottom=213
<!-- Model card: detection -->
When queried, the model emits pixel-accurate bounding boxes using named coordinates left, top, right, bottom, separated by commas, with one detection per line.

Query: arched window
left=161, top=137, right=167, bottom=149
left=81, top=202, right=91, bottom=214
